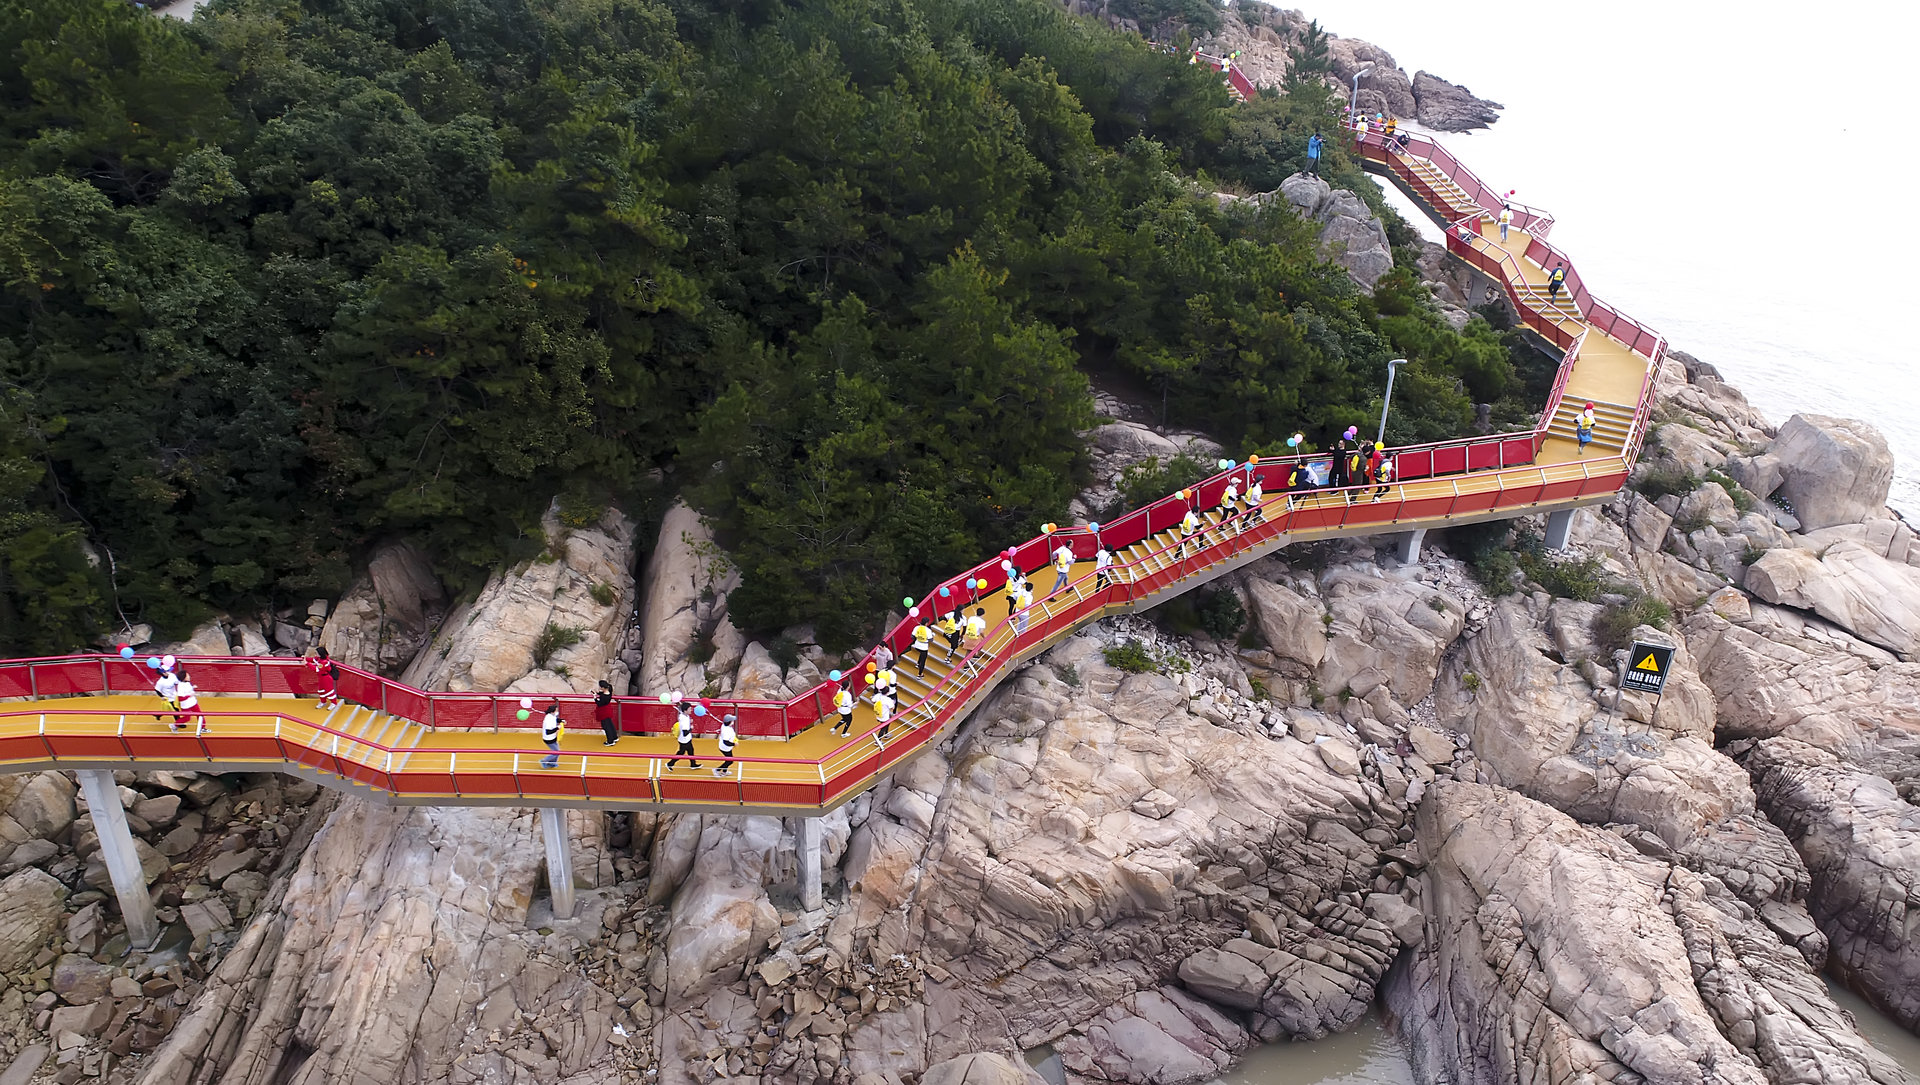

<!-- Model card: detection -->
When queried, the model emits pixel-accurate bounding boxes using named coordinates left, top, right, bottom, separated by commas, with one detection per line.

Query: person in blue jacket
left=1306, top=132, right=1325, bottom=177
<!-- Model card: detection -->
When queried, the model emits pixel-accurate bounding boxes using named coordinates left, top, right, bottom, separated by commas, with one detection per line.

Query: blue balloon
left=829, top=670, right=843, bottom=681
left=119, top=646, right=134, bottom=660
left=146, top=657, right=162, bottom=670
left=939, top=587, right=951, bottom=597
left=693, top=704, right=708, bottom=717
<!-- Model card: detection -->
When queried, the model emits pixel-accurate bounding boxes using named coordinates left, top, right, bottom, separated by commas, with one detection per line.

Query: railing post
left=100, top=658, right=109, bottom=695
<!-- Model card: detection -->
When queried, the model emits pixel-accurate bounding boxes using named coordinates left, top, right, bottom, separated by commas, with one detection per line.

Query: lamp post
left=1377, top=358, right=1407, bottom=447
left=1348, top=63, right=1374, bottom=124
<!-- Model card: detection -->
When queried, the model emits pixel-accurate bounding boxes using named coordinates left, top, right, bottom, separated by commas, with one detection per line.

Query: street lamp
left=1349, top=63, right=1374, bottom=124
left=1377, top=358, right=1407, bottom=446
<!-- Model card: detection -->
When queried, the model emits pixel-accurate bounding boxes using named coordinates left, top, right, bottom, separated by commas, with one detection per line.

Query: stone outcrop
left=1728, top=414, right=1894, bottom=532
left=1275, top=174, right=1393, bottom=289
left=1326, top=38, right=1416, bottom=118
left=636, top=501, right=744, bottom=698
left=320, top=541, right=448, bottom=674
left=403, top=501, right=636, bottom=695
left=1410, top=71, right=1503, bottom=132
left=1744, top=541, right=1920, bottom=657
left=0, top=868, right=67, bottom=973
left=1386, top=780, right=1904, bottom=1085
left=1743, top=738, right=1920, bottom=1031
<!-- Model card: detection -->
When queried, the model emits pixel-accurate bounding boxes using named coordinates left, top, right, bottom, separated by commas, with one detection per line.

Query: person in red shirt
left=308, top=648, right=341, bottom=710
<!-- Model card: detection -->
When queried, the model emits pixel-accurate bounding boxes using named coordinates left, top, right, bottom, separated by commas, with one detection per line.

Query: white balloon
left=519, top=697, right=533, bottom=710
left=671, top=691, right=685, bottom=703
left=908, top=607, right=920, bottom=617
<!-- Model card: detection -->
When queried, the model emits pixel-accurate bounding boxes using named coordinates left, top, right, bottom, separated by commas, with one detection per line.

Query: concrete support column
left=791, top=816, right=823, bottom=911
left=76, top=770, right=159, bottom=948
left=540, top=808, right=575, bottom=920
left=1394, top=528, right=1427, bottom=565
left=1544, top=509, right=1575, bottom=551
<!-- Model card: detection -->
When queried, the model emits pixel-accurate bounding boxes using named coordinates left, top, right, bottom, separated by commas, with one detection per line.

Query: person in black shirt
left=595, top=679, right=618, bottom=746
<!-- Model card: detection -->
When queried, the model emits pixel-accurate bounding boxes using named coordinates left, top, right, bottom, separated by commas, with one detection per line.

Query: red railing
left=1356, top=129, right=1554, bottom=236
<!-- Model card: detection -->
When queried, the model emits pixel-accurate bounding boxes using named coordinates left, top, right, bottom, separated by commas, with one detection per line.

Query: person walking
left=594, top=680, right=619, bottom=745
left=539, top=702, right=562, bottom=768
left=152, top=665, right=180, bottom=722
left=874, top=642, right=895, bottom=672
left=1050, top=538, right=1076, bottom=596
left=1012, top=581, right=1033, bottom=635
left=1373, top=453, right=1394, bottom=500
left=713, top=714, right=738, bottom=777
left=874, top=663, right=897, bottom=708
left=307, top=647, right=341, bottom=711
left=964, top=606, right=987, bottom=648
left=1286, top=460, right=1309, bottom=509
left=832, top=683, right=855, bottom=736
left=172, top=676, right=207, bottom=735
left=1219, top=476, right=1241, bottom=534
left=911, top=621, right=934, bottom=676
left=1576, top=402, right=1597, bottom=455
left=666, top=702, right=701, bottom=769
left=1306, top=132, right=1325, bottom=177
left=873, top=691, right=894, bottom=745
left=1179, top=504, right=1200, bottom=556
left=1245, top=472, right=1265, bottom=525
left=1547, top=265, right=1567, bottom=299
left=1329, top=438, right=1350, bottom=496
left=1004, top=562, right=1021, bottom=617
left=1498, top=204, right=1513, bottom=242
left=939, top=609, right=963, bottom=661
left=1383, top=115, right=1397, bottom=138
left=1094, top=545, right=1113, bottom=590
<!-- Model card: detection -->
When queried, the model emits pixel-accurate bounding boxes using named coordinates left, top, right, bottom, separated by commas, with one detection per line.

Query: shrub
left=687, top=634, right=716, bottom=665
left=1462, top=671, right=1481, bottom=692
left=1058, top=663, right=1082, bottom=688
left=1705, top=469, right=1758, bottom=514
left=1741, top=544, right=1768, bottom=566
left=1520, top=551, right=1607, bottom=602
left=1674, top=511, right=1711, bottom=535
left=1633, top=467, right=1699, bottom=501
left=1591, top=593, right=1673, bottom=656
left=1237, top=625, right=1267, bottom=650
left=1103, top=639, right=1158, bottom=674
left=1446, top=519, right=1523, bottom=595
left=532, top=623, right=585, bottom=668
left=1198, top=589, right=1246, bottom=640
left=768, top=635, right=801, bottom=674
left=1248, top=674, right=1269, bottom=701
left=589, top=582, right=618, bottom=606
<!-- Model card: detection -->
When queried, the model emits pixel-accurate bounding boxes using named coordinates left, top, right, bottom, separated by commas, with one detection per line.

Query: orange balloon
left=865, top=661, right=877, bottom=672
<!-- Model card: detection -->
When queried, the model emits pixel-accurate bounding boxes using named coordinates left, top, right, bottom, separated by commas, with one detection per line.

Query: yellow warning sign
left=1622, top=642, right=1674, bottom=694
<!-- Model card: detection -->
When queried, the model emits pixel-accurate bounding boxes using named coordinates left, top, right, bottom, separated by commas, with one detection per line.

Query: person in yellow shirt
left=832, top=685, right=855, bottom=736
left=1180, top=506, right=1200, bottom=556
left=911, top=622, right=933, bottom=675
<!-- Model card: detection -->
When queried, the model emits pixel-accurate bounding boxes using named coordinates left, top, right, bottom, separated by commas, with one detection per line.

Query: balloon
left=1217, top=458, right=1232, bottom=470
left=693, top=704, right=707, bottom=716
left=1248, top=455, right=1260, bottom=465
left=903, top=596, right=914, bottom=607
left=659, top=693, right=673, bottom=704
left=1293, top=432, right=1304, bottom=445
left=1286, top=436, right=1299, bottom=448
left=1000, top=560, right=1013, bottom=573
left=964, top=579, right=976, bottom=590
left=1089, top=522, right=1101, bottom=532
left=519, top=697, right=533, bottom=710
left=939, top=587, right=951, bottom=597
left=864, top=673, right=876, bottom=685
left=1041, top=523, right=1054, bottom=534
left=671, top=691, right=685, bottom=703
left=1180, top=489, right=1191, bottom=500
left=1004, top=548, right=1016, bottom=559
left=1345, top=426, right=1358, bottom=440
left=908, top=607, right=919, bottom=617
left=146, top=658, right=162, bottom=670
left=829, top=669, right=843, bottom=681
left=516, top=709, right=530, bottom=721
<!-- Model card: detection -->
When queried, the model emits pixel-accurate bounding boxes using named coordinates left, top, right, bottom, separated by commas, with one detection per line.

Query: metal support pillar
left=540, top=808, right=575, bottom=920
left=1544, top=509, right=1575, bottom=551
left=1394, top=528, right=1427, bottom=565
left=791, top=816, right=823, bottom=911
left=76, top=770, right=159, bottom=949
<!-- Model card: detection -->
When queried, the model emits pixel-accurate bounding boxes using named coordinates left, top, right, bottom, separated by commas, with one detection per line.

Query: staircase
left=1544, top=398, right=1636, bottom=455
left=305, top=703, right=426, bottom=793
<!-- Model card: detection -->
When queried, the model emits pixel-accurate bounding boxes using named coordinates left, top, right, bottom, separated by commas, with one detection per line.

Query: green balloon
left=516, top=709, right=530, bottom=721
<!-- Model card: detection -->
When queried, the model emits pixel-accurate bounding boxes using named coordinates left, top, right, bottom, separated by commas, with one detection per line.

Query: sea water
left=1310, top=0, right=1919, bottom=517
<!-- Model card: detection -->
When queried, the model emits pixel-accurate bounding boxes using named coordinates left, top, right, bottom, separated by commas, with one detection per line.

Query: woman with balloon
left=664, top=692, right=701, bottom=770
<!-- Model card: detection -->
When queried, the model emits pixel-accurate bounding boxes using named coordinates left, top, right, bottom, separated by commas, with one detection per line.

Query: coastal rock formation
left=1387, top=780, right=1904, bottom=1085
left=1744, top=541, right=1920, bottom=658
left=1743, top=737, right=1920, bottom=1031
left=403, top=501, right=636, bottom=695
left=1276, top=174, right=1393, bottom=289
left=319, top=541, right=448, bottom=674
left=1410, top=71, right=1503, bottom=132
left=1327, top=38, right=1416, bottom=118
left=1729, top=414, right=1894, bottom=532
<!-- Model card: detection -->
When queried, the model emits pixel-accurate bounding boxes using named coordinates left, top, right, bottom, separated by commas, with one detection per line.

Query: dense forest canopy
left=0, top=0, right=1547, bottom=653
